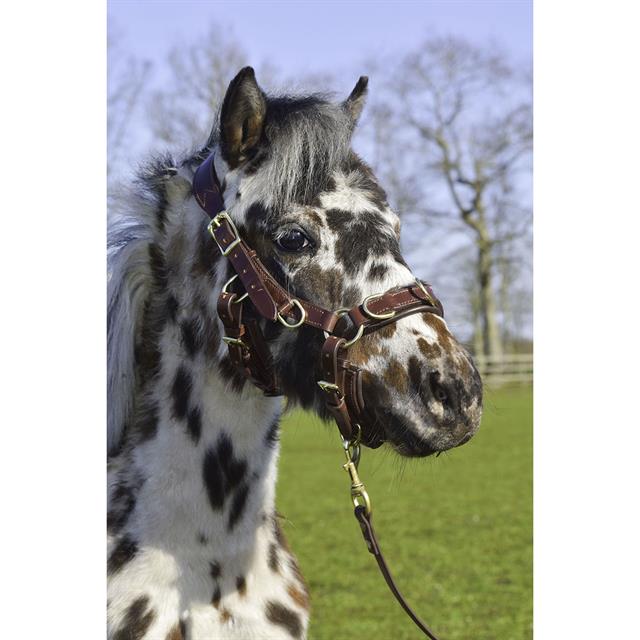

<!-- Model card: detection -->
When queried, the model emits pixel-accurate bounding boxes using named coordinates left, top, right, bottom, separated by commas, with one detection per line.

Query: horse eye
left=275, top=228, right=311, bottom=252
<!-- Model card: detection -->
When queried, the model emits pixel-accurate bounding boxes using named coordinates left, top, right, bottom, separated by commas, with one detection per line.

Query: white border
left=535, top=1, right=640, bottom=637
left=3, top=1, right=639, bottom=638
left=0, top=1, right=105, bottom=637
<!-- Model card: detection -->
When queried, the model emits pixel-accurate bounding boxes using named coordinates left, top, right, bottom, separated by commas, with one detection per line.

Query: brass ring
left=342, top=424, right=362, bottom=452
left=222, top=274, right=249, bottom=304
left=343, top=324, right=364, bottom=347
left=362, top=293, right=396, bottom=320
left=222, top=274, right=237, bottom=293
left=323, top=307, right=351, bottom=339
left=277, top=299, right=306, bottom=329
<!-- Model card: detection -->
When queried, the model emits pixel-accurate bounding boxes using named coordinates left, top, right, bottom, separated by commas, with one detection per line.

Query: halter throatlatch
left=194, top=153, right=443, bottom=640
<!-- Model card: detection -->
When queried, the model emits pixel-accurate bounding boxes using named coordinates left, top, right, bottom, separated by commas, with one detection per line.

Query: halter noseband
left=193, top=152, right=443, bottom=639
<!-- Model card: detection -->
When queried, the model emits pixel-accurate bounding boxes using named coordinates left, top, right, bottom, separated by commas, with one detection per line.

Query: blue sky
left=109, top=0, right=531, bottom=76
left=109, top=0, right=532, bottom=178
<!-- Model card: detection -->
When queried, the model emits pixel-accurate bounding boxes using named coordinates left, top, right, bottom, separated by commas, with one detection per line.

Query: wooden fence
left=474, top=353, right=533, bottom=386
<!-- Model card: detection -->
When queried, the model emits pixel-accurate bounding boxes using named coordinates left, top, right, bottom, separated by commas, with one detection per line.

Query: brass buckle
left=222, top=336, right=248, bottom=349
left=317, top=380, right=340, bottom=393
left=208, top=212, right=242, bottom=256
left=415, top=279, right=435, bottom=306
left=222, top=274, right=249, bottom=304
left=362, top=293, right=396, bottom=320
left=277, top=299, right=306, bottom=329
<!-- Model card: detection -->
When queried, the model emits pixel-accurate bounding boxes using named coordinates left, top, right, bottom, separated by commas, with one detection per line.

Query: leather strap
left=215, top=234, right=281, bottom=321
left=319, top=298, right=443, bottom=449
left=320, top=336, right=354, bottom=441
left=355, top=506, right=440, bottom=640
left=192, top=152, right=226, bottom=218
left=211, top=216, right=341, bottom=331
left=217, top=290, right=280, bottom=395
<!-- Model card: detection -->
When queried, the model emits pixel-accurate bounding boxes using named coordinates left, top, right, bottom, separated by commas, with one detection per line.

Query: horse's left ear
left=219, top=66, right=267, bottom=168
left=343, top=76, right=369, bottom=125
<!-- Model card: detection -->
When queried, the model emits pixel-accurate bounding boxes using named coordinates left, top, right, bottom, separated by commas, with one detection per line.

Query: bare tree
left=143, top=25, right=346, bottom=153
left=107, top=23, right=151, bottom=187
left=146, top=25, right=287, bottom=151
left=146, top=26, right=247, bottom=149
left=369, top=36, right=532, bottom=356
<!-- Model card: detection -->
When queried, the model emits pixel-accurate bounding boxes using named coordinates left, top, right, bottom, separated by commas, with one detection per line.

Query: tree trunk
left=472, top=300, right=484, bottom=357
left=498, top=257, right=513, bottom=353
left=478, top=240, right=502, bottom=358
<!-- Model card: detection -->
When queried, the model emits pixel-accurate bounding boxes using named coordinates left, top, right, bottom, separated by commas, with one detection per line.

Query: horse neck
left=109, top=165, right=283, bottom=569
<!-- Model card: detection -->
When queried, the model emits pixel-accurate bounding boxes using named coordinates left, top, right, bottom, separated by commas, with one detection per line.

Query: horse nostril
left=434, top=386, right=447, bottom=402
left=428, top=372, right=449, bottom=405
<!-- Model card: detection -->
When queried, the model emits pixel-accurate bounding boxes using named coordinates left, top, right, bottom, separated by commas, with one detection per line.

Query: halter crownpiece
left=193, top=152, right=443, bottom=639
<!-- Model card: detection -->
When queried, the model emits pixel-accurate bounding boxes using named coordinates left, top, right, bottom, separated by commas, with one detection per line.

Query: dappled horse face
left=216, top=68, right=482, bottom=456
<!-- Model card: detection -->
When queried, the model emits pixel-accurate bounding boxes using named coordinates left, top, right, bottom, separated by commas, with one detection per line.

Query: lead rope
left=342, top=428, right=441, bottom=640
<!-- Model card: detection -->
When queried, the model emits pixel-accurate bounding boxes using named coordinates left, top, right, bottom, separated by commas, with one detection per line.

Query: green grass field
left=277, top=386, right=532, bottom=640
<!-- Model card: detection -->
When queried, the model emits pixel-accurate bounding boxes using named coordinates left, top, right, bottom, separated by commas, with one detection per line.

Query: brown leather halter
left=194, top=152, right=443, bottom=639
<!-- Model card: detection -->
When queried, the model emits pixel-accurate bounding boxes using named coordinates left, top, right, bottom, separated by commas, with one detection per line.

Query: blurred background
left=108, top=1, right=532, bottom=637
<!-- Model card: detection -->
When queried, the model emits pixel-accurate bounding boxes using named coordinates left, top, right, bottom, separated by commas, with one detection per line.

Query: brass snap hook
left=341, top=426, right=372, bottom=515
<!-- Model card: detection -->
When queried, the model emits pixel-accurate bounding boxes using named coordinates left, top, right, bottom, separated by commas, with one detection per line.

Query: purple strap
left=193, top=153, right=226, bottom=218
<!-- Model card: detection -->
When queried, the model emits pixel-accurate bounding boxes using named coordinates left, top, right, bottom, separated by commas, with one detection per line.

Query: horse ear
left=343, top=76, right=369, bottom=125
left=219, top=67, right=267, bottom=168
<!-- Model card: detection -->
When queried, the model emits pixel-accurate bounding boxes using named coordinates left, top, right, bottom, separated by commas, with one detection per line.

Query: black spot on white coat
left=202, top=434, right=248, bottom=512
left=113, top=596, right=155, bottom=640
left=108, top=534, right=138, bottom=576
left=265, top=601, right=303, bottom=639
left=171, top=366, right=191, bottom=420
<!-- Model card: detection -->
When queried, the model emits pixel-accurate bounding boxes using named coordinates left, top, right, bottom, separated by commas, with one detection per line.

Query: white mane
left=107, top=186, right=155, bottom=455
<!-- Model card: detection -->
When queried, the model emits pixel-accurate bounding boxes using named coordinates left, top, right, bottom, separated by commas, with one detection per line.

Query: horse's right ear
left=343, top=76, right=369, bottom=126
left=219, top=67, right=267, bottom=168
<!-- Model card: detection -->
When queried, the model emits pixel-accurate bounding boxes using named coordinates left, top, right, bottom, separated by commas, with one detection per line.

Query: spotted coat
left=107, top=69, right=482, bottom=640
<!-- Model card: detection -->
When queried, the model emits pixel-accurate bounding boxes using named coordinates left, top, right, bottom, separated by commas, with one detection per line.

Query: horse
left=107, top=66, right=482, bottom=640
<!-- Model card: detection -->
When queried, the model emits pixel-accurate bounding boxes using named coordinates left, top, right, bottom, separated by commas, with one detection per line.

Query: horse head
left=210, top=67, right=482, bottom=456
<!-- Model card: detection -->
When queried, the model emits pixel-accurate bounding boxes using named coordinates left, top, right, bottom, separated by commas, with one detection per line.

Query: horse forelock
left=208, top=93, right=354, bottom=213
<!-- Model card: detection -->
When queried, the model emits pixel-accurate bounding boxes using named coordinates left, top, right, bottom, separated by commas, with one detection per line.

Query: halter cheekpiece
left=193, top=151, right=443, bottom=639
